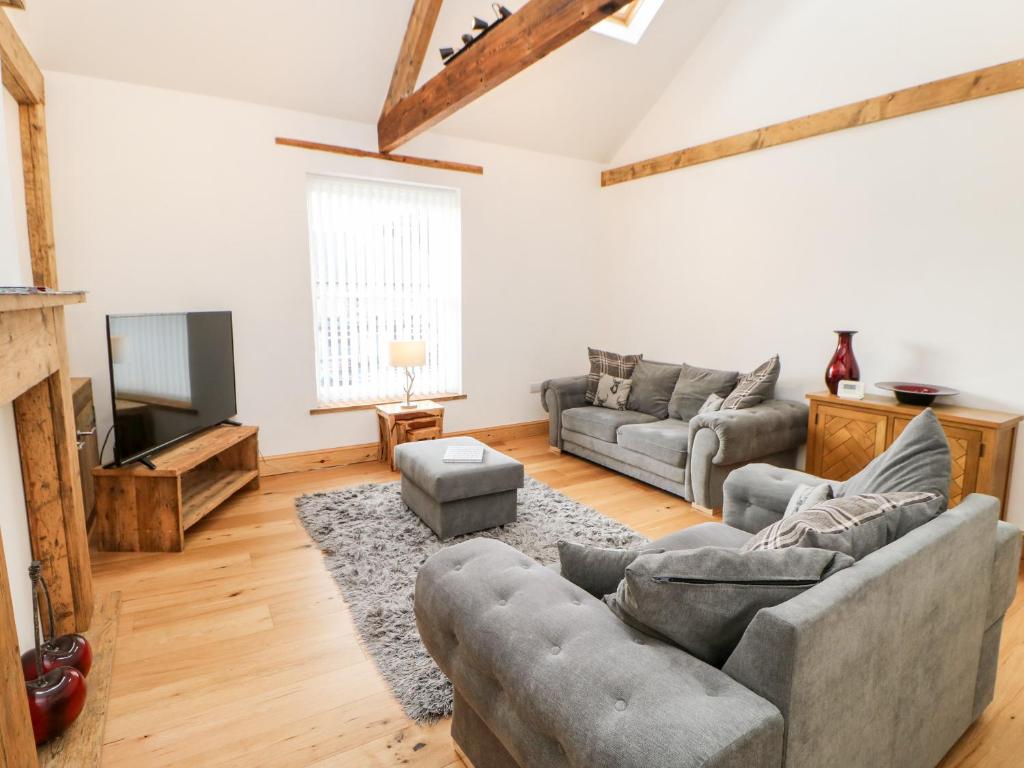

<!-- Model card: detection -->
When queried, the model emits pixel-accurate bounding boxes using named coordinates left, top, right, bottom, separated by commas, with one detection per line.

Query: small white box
left=837, top=380, right=865, bottom=400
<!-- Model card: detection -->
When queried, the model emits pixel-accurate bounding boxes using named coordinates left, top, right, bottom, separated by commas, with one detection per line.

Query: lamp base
left=400, top=403, right=419, bottom=410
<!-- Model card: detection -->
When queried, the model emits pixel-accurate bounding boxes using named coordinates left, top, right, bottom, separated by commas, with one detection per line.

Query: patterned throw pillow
left=722, top=354, right=781, bottom=410
left=783, top=483, right=834, bottom=517
left=741, top=492, right=943, bottom=560
left=698, top=393, right=725, bottom=415
left=593, top=374, right=632, bottom=410
left=586, top=348, right=642, bottom=404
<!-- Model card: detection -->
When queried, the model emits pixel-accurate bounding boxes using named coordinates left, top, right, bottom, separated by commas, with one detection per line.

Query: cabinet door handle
left=76, top=428, right=96, bottom=439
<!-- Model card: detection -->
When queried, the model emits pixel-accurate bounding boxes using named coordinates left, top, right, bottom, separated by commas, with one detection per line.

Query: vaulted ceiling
left=8, top=0, right=729, bottom=162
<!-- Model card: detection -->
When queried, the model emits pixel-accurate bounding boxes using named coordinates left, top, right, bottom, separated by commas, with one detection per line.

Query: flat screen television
left=106, top=311, right=237, bottom=466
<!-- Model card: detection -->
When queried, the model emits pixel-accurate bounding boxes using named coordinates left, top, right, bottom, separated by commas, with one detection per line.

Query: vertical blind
left=307, top=174, right=462, bottom=405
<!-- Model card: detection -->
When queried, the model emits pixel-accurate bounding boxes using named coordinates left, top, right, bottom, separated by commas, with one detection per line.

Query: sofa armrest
left=722, top=464, right=835, bottom=534
left=686, top=400, right=808, bottom=514
left=415, top=538, right=784, bottom=768
left=989, top=520, right=1022, bottom=627
left=688, top=400, right=808, bottom=467
left=541, top=375, right=588, bottom=449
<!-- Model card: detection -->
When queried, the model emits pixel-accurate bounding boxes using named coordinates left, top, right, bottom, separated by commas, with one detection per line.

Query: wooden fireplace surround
left=0, top=9, right=96, bottom=767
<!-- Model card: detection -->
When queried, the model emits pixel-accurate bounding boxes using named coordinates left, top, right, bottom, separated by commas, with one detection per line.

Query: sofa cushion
left=606, top=546, right=854, bottom=666
left=593, top=373, right=632, bottom=410
left=557, top=542, right=665, bottom=598
left=840, top=408, right=952, bottom=506
left=617, top=419, right=690, bottom=468
left=651, top=522, right=753, bottom=551
left=722, top=355, right=781, bottom=410
left=784, top=482, right=834, bottom=517
left=626, top=360, right=682, bottom=419
left=668, top=364, right=739, bottom=421
left=585, top=347, right=642, bottom=404
left=561, top=407, right=657, bottom=443
left=741, top=492, right=944, bottom=560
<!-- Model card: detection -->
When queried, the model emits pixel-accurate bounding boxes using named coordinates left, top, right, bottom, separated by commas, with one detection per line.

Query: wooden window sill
left=310, top=393, right=467, bottom=415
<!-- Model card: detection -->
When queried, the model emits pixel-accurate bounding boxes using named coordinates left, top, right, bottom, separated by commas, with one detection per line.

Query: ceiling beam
left=275, top=136, right=483, bottom=175
left=381, top=0, right=444, bottom=117
left=602, top=57, right=1024, bottom=187
left=378, top=0, right=631, bottom=153
left=0, top=7, right=44, bottom=104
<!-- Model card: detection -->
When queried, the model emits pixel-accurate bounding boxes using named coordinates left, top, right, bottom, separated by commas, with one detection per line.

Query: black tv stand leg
left=139, top=456, right=158, bottom=470
left=221, top=419, right=242, bottom=427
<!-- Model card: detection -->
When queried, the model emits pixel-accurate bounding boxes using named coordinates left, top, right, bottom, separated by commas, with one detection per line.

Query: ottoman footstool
left=394, top=436, right=525, bottom=540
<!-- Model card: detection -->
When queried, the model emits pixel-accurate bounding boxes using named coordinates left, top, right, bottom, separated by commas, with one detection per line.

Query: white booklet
left=443, top=445, right=485, bottom=463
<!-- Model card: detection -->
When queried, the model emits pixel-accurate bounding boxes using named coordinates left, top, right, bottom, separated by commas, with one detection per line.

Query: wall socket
left=529, top=382, right=543, bottom=393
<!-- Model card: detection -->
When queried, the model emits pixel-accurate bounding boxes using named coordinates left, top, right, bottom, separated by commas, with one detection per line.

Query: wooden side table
left=805, top=392, right=1021, bottom=518
left=377, top=400, right=445, bottom=470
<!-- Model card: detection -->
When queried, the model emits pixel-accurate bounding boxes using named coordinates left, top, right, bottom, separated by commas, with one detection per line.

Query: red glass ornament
left=825, top=330, right=860, bottom=395
left=26, top=666, right=88, bottom=745
left=22, top=634, right=93, bottom=680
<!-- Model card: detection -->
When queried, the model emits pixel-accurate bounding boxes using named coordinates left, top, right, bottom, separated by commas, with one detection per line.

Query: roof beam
left=0, top=7, right=44, bottom=104
left=381, top=0, right=444, bottom=117
left=378, top=0, right=631, bottom=153
left=602, top=57, right=1024, bottom=187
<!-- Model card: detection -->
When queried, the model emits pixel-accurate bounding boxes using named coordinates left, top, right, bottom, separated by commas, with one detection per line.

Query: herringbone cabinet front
left=805, top=392, right=1022, bottom=518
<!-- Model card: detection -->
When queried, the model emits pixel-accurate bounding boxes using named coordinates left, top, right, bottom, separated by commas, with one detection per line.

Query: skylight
left=591, top=0, right=665, bottom=45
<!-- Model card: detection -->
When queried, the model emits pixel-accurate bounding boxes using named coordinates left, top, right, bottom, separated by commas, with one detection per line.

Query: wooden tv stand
left=93, top=425, right=260, bottom=552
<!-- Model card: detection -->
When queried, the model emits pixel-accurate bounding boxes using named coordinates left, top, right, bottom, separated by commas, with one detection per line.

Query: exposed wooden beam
left=382, top=0, right=444, bottom=116
left=378, top=0, right=631, bottom=152
left=275, top=137, right=483, bottom=175
left=602, top=58, right=1024, bottom=187
left=0, top=7, right=42, bottom=105
left=0, top=2, right=26, bottom=10
left=20, top=104, right=58, bottom=285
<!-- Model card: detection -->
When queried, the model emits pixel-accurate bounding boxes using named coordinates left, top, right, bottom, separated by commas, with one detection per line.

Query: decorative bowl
left=875, top=382, right=959, bottom=406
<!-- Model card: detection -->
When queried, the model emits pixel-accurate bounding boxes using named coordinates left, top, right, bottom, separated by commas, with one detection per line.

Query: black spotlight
left=439, top=47, right=455, bottom=61
left=461, top=33, right=475, bottom=45
left=493, top=4, right=513, bottom=19
left=473, top=16, right=490, bottom=31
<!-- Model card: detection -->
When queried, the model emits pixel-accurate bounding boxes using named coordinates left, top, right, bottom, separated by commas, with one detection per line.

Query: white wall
left=602, top=0, right=1024, bottom=525
left=1, top=82, right=37, bottom=652
left=43, top=72, right=606, bottom=459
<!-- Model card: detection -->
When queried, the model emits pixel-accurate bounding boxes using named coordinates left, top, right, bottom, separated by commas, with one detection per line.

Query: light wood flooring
left=91, top=434, right=1023, bottom=767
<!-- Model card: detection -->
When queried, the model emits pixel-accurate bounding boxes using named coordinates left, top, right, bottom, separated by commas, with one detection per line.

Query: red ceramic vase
left=825, top=330, right=860, bottom=395
left=26, top=666, right=87, bottom=745
left=22, top=634, right=93, bottom=680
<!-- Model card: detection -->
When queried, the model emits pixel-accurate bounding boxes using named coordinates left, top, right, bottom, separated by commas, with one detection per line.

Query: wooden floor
left=91, top=434, right=1024, bottom=767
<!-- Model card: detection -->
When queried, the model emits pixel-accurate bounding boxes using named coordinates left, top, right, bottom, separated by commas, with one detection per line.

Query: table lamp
left=389, top=340, right=426, bottom=409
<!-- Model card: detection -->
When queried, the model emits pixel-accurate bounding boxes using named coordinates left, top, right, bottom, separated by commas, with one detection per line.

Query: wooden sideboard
left=806, top=392, right=1021, bottom=516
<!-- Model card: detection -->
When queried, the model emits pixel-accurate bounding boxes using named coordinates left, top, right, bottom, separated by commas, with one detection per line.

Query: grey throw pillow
left=841, top=408, right=952, bottom=506
left=586, top=348, right=642, bottom=404
left=722, top=355, right=781, bottom=410
left=558, top=541, right=665, bottom=598
left=667, top=364, right=739, bottom=421
left=605, top=546, right=854, bottom=666
left=698, top=393, right=725, bottom=415
left=741, top=492, right=944, bottom=560
left=626, top=360, right=683, bottom=419
left=593, top=374, right=632, bottom=411
left=783, top=482, right=834, bottom=517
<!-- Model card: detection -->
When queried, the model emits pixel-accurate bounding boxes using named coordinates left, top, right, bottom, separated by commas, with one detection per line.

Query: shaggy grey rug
left=295, top=476, right=647, bottom=722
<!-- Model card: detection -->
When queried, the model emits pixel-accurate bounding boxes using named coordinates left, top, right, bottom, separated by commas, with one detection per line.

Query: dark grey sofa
left=415, top=466, right=1021, bottom=768
left=542, top=374, right=807, bottom=512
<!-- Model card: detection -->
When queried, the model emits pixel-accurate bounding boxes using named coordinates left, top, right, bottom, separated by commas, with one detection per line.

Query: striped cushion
left=741, top=492, right=943, bottom=560
left=585, top=348, right=642, bottom=404
left=722, top=354, right=780, bottom=410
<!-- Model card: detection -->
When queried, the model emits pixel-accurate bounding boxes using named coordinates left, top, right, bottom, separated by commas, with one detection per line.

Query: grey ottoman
left=394, top=436, right=524, bottom=540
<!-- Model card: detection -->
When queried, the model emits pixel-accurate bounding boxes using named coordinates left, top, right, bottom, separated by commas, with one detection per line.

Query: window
left=591, top=0, right=665, bottom=44
left=306, top=175, right=462, bottom=406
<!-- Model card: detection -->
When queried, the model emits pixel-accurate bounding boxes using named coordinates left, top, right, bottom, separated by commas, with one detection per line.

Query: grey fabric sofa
left=541, top=374, right=807, bottom=511
left=415, top=465, right=1021, bottom=768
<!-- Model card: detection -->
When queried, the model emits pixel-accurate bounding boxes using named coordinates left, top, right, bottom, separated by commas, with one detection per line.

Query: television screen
left=106, top=311, right=237, bottom=466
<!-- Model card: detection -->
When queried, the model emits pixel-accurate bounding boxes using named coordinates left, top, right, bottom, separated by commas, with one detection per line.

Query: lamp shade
left=389, top=340, right=426, bottom=368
